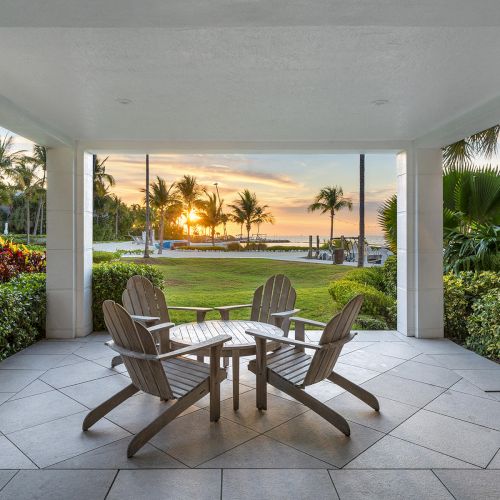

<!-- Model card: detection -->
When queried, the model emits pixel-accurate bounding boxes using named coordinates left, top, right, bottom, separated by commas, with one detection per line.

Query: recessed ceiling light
left=371, top=99, right=389, bottom=106
left=116, top=98, right=132, bottom=105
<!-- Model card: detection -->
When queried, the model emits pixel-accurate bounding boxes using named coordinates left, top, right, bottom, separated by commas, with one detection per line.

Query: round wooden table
left=170, top=320, right=284, bottom=410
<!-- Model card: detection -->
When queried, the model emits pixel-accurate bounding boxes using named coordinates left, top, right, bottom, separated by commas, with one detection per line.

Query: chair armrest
left=147, top=322, right=175, bottom=334
left=157, top=335, right=232, bottom=360
left=289, top=316, right=327, bottom=328
left=213, top=304, right=252, bottom=312
left=105, top=334, right=232, bottom=361
left=168, top=306, right=212, bottom=312
left=271, top=309, right=300, bottom=318
left=245, top=329, right=322, bottom=350
left=131, top=314, right=160, bottom=325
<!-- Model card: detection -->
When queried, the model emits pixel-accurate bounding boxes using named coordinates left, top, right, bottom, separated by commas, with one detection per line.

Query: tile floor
left=0, top=331, right=499, bottom=499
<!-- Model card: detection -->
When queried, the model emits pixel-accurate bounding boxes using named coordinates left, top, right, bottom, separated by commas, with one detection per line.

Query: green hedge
left=444, top=271, right=500, bottom=340
left=466, top=289, right=500, bottom=359
left=0, top=273, right=46, bottom=361
left=328, top=279, right=394, bottom=324
left=92, top=262, right=163, bottom=330
left=342, top=267, right=385, bottom=290
left=93, top=251, right=120, bottom=263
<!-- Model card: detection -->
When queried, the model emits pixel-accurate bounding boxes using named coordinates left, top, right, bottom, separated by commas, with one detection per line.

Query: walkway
left=0, top=331, right=499, bottom=499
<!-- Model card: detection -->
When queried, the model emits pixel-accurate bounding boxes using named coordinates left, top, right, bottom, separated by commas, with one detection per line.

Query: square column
left=397, top=147, right=444, bottom=338
left=46, top=147, right=93, bottom=338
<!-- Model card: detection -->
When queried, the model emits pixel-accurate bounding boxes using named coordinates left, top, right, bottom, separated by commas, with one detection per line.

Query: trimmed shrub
left=226, top=242, right=243, bottom=251
left=0, top=237, right=46, bottom=282
left=354, top=315, right=389, bottom=330
left=0, top=273, right=46, bottom=361
left=92, top=262, right=163, bottom=330
left=176, top=246, right=226, bottom=251
left=444, top=271, right=500, bottom=340
left=381, top=256, right=397, bottom=298
left=342, top=267, right=384, bottom=290
left=328, top=279, right=394, bottom=324
left=466, top=289, right=500, bottom=359
left=93, top=251, right=120, bottom=263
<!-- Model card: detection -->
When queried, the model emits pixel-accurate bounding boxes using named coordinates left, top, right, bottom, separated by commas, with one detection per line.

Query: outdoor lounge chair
left=83, top=300, right=230, bottom=457
left=246, top=295, right=380, bottom=436
left=214, top=274, right=299, bottom=336
left=109, top=275, right=212, bottom=367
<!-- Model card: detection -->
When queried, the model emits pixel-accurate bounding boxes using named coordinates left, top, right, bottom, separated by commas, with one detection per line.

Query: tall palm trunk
left=358, top=153, right=365, bottom=267
left=158, top=214, right=165, bottom=255
left=39, top=198, right=44, bottom=235
left=330, top=211, right=334, bottom=241
left=33, top=198, right=42, bottom=236
left=25, top=196, right=30, bottom=244
left=246, top=223, right=251, bottom=244
left=115, top=207, right=119, bottom=239
left=211, top=226, right=215, bottom=246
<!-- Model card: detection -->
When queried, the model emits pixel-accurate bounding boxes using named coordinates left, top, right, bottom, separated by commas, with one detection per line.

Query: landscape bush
left=92, top=262, right=163, bottom=330
left=92, top=250, right=120, bottom=263
left=342, top=267, right=385, bottom=290
left=0, top=236, right=46, bottom=282
left=225, top=242, right=243, bottom=251
left=443, top=271, right=500, bottom=340
left=0, top=273, right=46, bottom=361
left=176, top=245, right=226, bottom=251
left=380, top=256, right=397, bottom=298
left=465, top=289, right=500, bottom=359
left=328, top=279, right=394, bottom=324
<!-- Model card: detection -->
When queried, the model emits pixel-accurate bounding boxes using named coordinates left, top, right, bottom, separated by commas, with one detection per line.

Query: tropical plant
left=443, top=125, right=499, bottom=169
left=308, top=186, right=353, bottom=240
left=0, top=135, right=25, bottom=176
left=176, top=175, right=202, bottom=242
left=143, top=176, right=180, bottom=254
left=229, top=206, right=246, bottom=239
left=7, top=158, right=43, bottom=244
left=93, top=155, right=114, bottom=198
left=228, top=189, right=273, bottom=244
left=197, top=192, right=223, bottom=245
left=254, top=205, right=275, bottom=234
left=377, top=194, right=397, bottom=252
left=30, top=145, right=47, bottom=236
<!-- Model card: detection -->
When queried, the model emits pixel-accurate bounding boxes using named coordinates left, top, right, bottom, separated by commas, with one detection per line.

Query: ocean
left=264, top=235, right=387, bottom=247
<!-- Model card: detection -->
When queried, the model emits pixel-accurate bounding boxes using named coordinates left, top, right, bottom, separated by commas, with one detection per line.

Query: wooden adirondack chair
left=214, top=274, right=299, bottom=335
left=246, top=295, right=379, bottom=436
left=110, top=275, right=212, bottom=367
left=83, top=300, right=230, bottom=458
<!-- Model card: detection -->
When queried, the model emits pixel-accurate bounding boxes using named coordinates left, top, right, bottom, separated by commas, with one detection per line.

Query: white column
left=46, top=147, right=93, bottom=338
left=397, top=147, right=444, bottom=338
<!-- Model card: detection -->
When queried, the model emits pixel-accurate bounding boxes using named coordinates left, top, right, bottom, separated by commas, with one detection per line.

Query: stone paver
left=0, top=331, right=498, bottom=500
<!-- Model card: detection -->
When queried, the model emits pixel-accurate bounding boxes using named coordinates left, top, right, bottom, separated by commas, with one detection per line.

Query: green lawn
left=141, top=258, right=350, bottom=324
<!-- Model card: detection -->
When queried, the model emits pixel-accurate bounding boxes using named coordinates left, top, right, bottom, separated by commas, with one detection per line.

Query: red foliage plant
left=0, top=237, right=46, bottom=282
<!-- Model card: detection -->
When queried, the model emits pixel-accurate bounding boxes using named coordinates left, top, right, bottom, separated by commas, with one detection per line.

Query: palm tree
left=308, top=186, right=353, bottom=241
left=229, top=207, right=246, bottom=240
left=9, top=157, right=43, bottom=243
left=228, top=189, right=272, bottom=244
left=143, top=176, right=179, bottom=254
left=358, top=154, right=365, bottom=267
left=176, top=175, right=202, bottom=243
left=0, top=135, right=25, bottom=176
left=254, top=205, right=275, bottom=235
left=31, top=145, right=47, bottom=236
left=443, top=125, right=499, bottom=169
left=93, top=155, right=114, bottom=197
left=197, top=192, right=223, bottom=245
left=377, top=194, right=397, bottom=253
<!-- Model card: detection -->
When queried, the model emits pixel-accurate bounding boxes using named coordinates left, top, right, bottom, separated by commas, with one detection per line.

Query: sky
left=1, top=126, right=396, bottom=240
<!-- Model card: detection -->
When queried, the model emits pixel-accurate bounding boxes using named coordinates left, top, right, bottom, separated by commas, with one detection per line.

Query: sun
left=187, top=209, right=199, bottom=222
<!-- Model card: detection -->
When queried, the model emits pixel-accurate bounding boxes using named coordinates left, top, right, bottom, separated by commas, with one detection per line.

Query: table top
left=170, top=320, right=284, bottom=350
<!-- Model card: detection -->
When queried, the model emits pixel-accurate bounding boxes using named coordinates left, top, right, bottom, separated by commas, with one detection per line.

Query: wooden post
left=307, top=235, right=313, bottom=258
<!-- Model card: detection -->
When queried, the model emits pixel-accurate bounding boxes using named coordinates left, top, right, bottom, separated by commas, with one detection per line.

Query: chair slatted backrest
left=122, top=275, right=170, bottom=323
left=250, top=274, right=297, bottom=325
left=103, top=300, right=174, bottom=399
left=303, top=295, right=364, bottom=386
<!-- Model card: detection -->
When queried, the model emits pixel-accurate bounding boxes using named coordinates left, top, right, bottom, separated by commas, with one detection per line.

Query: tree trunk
left=158, top=215, right=164, bottom=255
left=115, top=207, right=119, bottom=239
left=144, top=154, right=150, bottom=258
left=39, top=198, right=44, bottom=235
left=33, top=198, right=42, bottom=236
left=26, top=197, right=30, bottom=244
left=246, top=223, right=251, bottom=245
left=330, top=212, right=334, bottom=241
left=358, top=153, right=365, bottom=267
left=211, top=227, right=215, bottom=246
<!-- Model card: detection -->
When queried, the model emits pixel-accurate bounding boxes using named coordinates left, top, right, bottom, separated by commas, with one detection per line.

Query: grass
left=128, top=257, right=350, bottom=324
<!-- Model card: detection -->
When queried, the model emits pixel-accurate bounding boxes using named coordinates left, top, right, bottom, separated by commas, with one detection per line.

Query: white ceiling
left=1, top=1, right=500, bottom=149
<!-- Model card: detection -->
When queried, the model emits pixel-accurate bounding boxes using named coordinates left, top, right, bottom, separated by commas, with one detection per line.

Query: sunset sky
left=2, top=127, right=396, bottom=240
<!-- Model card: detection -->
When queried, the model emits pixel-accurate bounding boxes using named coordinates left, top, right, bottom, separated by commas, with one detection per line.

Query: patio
left=0, top=330, right=499, bottom=499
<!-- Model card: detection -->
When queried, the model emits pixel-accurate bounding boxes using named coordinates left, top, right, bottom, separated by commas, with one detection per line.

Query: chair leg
left=127, top=383, right=209, bottom=457
left=328, top=371, right=380, bottom=411
left=111, top=355, right=123, bottom=368
left=83, top=384, right=138, bottom=431
left=255, top=338, right=267, bottom=411
left=210, top=345, right=223, bottom=421
left=231, top=351, right=240, bottom=411
left=268, top=372, right=350, bottom=436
